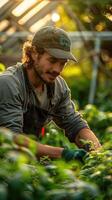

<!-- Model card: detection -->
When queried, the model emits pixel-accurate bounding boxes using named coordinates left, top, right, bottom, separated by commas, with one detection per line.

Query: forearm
left=74, top=128, right=101, bottom=150
left=37, top=143, right=64, bottom=158
left=13, top=134, right=64, bottom=158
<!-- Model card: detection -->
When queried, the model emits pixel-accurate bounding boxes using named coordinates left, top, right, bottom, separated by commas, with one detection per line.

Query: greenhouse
left=0, top=0, right=112, bottom=199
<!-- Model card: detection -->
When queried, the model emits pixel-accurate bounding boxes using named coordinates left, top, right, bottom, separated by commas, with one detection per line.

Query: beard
left=32, top=63, right=46, bottom=83
left=33, top=64, right=59, bottom=83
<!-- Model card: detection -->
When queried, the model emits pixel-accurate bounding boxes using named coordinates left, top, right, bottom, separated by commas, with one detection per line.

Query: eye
left=60, top=60, right=68, bottom=66
left=49, top=57, right=58, bottom=64
left=62, top=61, right=68, bottom=65
left=48, top=56, right=68, bottom=66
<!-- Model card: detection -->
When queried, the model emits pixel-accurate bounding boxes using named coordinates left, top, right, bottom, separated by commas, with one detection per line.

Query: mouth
left=47, top=73, right=58, bottom=80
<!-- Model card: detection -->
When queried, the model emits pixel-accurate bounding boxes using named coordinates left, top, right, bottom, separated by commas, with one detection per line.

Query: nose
left=53, top=62, right=64, bottom=74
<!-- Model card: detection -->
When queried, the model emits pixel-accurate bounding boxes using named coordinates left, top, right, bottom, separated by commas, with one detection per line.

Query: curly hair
left=22, top=40, right=45, bottom=67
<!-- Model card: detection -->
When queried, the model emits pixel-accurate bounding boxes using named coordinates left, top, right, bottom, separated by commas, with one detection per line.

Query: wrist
left=62, top=147, right=88, bottom=162
left=62, top=148, right=75, bottom=161
left=37, top=143, right=64, bottom=158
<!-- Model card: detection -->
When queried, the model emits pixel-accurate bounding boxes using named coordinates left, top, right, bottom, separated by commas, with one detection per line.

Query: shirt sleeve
left=53, top=82, right=89, bottom=142
left=0, top=75, right=23, bottom=133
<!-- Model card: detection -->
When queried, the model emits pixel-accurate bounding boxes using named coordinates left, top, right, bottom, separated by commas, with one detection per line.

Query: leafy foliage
left=0, top=105, right=112, bottom=200
left=67, top=0, right=112, bottom=31
left=82, top=104, right=112, bottom=143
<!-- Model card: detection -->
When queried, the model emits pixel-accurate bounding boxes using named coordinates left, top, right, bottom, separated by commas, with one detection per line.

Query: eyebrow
left=49, top=56, right=68, bottom=62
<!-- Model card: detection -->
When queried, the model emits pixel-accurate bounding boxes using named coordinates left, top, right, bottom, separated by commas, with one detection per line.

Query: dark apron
left=23, top=104, right=49, bottom=137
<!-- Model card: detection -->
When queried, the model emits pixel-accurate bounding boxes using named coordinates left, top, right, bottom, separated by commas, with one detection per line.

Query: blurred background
left=0, top=0, right=112, bottom=110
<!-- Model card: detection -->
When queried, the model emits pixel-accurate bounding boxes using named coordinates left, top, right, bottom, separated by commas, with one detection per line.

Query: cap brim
left=45, top=48, right=77, bottom=62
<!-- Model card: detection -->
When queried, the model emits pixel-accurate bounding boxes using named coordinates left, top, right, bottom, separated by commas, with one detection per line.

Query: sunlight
left=82, top=15, right=92, bottom=23
left=12, top=0, right=37, bottom=17
left=18, top=0, right=50, bottom=25
left=62, top=65, right=81, bottom=77
left=105, top=13, right=112, bottom=21
left=0, top=20, right=9, bottom=31
left=51, top=12, right=60, bottom=22
left=6, top=27, right=16, bottom=35
left=96, top=22, right=106, bottom=31
left=0, top=0, right=9, bottom=8
left=29, top=14, right=51, bottom=32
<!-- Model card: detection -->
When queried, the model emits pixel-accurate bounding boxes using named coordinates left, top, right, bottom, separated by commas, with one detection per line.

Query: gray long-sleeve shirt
left=0, top=63, right=89, bottom=142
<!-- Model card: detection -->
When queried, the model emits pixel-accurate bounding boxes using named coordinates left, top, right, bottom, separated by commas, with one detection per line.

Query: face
left=32, top=51, right=68, bottom=84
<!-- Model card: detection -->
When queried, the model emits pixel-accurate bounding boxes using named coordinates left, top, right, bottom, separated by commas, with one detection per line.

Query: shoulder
left=0, top=63, right=23, bottom=94
left=0, top=63, right=23, bottom=84
left=52, top=76, right=71, bottom=104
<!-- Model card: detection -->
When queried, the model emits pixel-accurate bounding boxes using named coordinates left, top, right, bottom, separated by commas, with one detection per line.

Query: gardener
left=0, top=26, right=101, bottom=161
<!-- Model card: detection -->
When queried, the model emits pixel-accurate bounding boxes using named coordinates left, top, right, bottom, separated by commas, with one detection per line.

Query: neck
left=36, top=84, right=44, bottom=93
left=25, top=66, right=44, bottom=91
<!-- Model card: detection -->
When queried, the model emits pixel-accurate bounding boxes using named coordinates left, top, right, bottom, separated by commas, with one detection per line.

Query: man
left=0, top=26, right=101, bottom=161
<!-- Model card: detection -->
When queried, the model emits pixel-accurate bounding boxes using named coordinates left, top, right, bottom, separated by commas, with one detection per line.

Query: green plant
left=0, top=122, right=111, bottom=200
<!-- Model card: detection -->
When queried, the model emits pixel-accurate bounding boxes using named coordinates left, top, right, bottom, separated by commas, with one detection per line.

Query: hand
left=62, top=148, right=88, bottom=163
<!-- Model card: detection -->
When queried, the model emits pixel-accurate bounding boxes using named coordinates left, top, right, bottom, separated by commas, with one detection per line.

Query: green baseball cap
left=32, top=26, right=77, bottom=62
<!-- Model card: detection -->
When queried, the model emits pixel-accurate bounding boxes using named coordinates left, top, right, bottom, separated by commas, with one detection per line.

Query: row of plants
left=0, top=104, right=112, bottom=200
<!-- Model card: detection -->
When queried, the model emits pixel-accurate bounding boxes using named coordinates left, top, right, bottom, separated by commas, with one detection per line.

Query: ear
left=31, top=46, right=38, bottom=60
